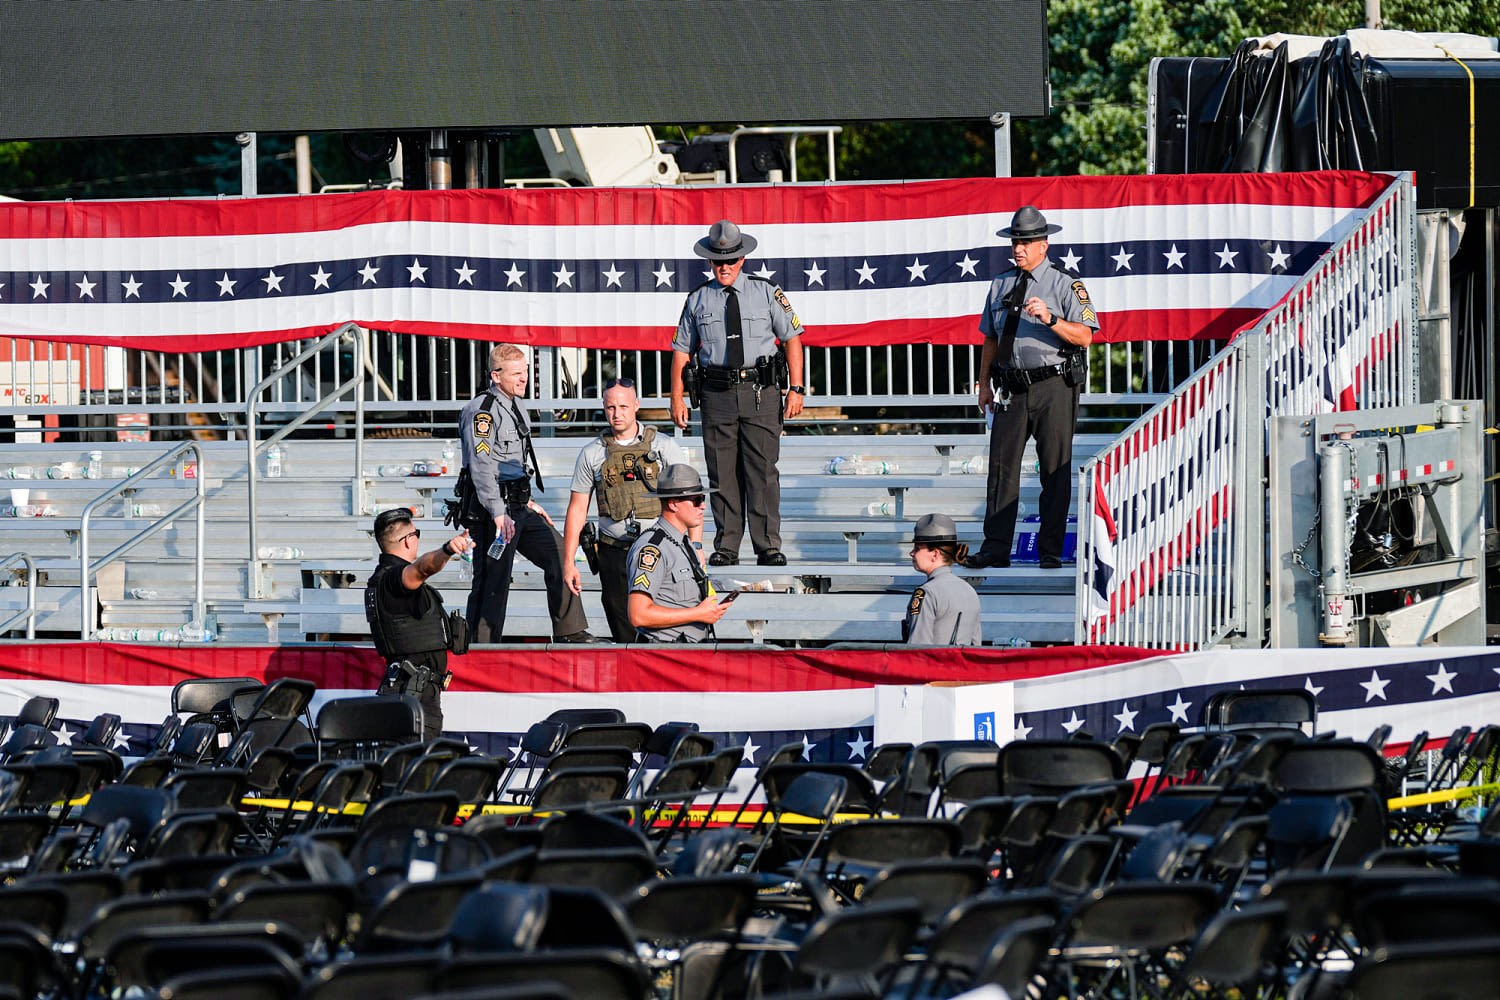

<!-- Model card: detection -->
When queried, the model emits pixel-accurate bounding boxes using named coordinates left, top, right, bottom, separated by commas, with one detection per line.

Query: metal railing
left=246, top=322, right=366, bottom=599
left=79, top=442, right=206, bottom=638
left=1076, top=174, right=1417, bottom=649
left=0, top=552, right=38, bottom=639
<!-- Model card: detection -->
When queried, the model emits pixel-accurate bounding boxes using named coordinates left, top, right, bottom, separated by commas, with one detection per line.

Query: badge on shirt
left=908, top=588, right=926, bottom=617
left=474, top=412, right=493, bottom=438
left=638, top=546, right=659, bottom=573
left=775, top=288, right=803, bottom=331
left=1072, top=280, right=1097, bottom=324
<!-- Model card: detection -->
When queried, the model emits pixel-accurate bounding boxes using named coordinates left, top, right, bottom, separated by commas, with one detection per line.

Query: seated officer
left=626, top=465, right=733, bottom=643
left=904, top=513, right=983, bottom=646
left=365, top=507, right=473, bottom=740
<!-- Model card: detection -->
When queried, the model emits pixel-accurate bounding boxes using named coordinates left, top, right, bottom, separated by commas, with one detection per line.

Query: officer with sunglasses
left=365, top=507, right=474, bottom=739
left=561, top=376, right=698, bottom=641
left=627, top=465, right=732, bottom=643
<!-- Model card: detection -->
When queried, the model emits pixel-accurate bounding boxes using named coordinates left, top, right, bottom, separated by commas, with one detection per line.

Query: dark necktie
left=724, top=286, right=744, bottom=369
left=509, top=397, right=544, bottom=493
left=999, top=269, right=1032, bottom=367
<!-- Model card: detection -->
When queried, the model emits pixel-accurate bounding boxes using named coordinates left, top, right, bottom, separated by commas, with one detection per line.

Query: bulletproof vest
left=596, top=425, right=664, bottom=522
left=364, top=558, right=449, bottom=663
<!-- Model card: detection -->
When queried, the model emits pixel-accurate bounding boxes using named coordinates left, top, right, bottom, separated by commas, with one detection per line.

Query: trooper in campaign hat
left=364, top=507, right=474, bottom=739
left=905, top=512, right=983, bottom=646
left=671, top=219, right=806, bottom=570
left=964, top=203, right=1100, bottom=574
left=625, top=464, right=731, bottom=643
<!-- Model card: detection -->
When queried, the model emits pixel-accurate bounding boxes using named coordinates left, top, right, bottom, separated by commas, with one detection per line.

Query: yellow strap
left=1436, top=45, right=1476, bottom=210
left=1387, top=779, right=1500, bottom=810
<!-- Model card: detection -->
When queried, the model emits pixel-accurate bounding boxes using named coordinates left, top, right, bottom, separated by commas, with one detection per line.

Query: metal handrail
left=728, top=126, right=842, bottom=183
left=79, top=442, right=207, bottom=638
left=245, top=322, right=366, bottom=598
left=0, top=552, right=38, bottom=639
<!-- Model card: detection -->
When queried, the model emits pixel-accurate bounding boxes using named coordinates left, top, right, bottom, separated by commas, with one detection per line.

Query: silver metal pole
left=1317, top=442, right=1353, bottom=645
left=295, top=135, right=312, bottom=194
left=990, top=113, right=1011, bottom=178
left=429, top=129, right=452, bottom=190
left=237, top=132, right=258, bottom=196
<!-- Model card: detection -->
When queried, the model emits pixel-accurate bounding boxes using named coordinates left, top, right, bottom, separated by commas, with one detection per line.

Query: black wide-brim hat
left=652, top=463, right=715, bottom=498
left=694, top=219, right=759, bottom=261
left=997, top=204, right=1062, bottom=240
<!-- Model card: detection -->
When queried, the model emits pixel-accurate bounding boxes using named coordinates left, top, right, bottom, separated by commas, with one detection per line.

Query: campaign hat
left=653, top=464, right=711, bottom=498
left=997, top=205, right=1062, bottom=240
left=913, top=513, right=960, bottom=545
left=693, top=219, right=759, bottom=260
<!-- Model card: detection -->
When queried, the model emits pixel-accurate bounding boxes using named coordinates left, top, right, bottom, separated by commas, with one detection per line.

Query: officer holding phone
left=627, top=465, right=733, bottom=643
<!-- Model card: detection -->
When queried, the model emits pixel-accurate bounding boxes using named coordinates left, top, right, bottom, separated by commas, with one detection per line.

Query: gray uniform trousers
left=982, top=375, right=1079, bottom=562
left=701, top=382, right=782, bottom=556
left=468, top=506, right=588, bottom=643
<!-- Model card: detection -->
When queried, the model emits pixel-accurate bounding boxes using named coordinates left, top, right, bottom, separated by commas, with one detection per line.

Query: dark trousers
left=981, top=376, right=1079, bottom=561
left=598, top=540, right=634, bottom=642
left=701, top=382, right=782, bottom=555
left=467, top=507, right=588, bottom=642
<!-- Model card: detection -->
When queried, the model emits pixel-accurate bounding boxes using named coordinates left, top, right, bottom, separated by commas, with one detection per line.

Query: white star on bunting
left=846, top=733, right=871, bottom=760
left=407, top=258, right=428, bottom=283
left=553, top=264, right=575, bottom=288
left=1305, top=676, right=1324, bottom=698
left=601, top=264, right=624, bottom=288
left=76, top=276, right=96, bottom=299
left=741, top=736, right=760, bottom=763
left=504, top=263, right=526, bottom=287
left=30, top=276, right=49, bottom=298
left=1163, top=245, right=1186, bottom=269
left=956, top=254, right=980, bottom=277
left=1427, top=663, right=1457, bottom=695
left=310, top=266, right=331, bottom=289
left=1111, top=248, right=1134, bottom=271
left=1059, top=249, right=1083, bottom=272
left=652, top=263, right=674, bottom=288
left=1360, top=669, right=1391, bottom=702
left=168, top=274, right=190, bottom=297
left=454, top=261, right=476, bottom=286
left=122, top=275, right=142, bottom=298
left=1215, top=244, right=1239, bottom=268
left=1267, top=245, right=1291, bottom=270
left=752, top=265, right=775, bottom=280
left=1167, top=693, right=1192, bottom=724
left=906, top=258, right=928, bottom=282
left=359, top=261, right=380, bottom=284
left=216, top=273, right=236, bottom=296
left=1061, top=710, right=1086, bottom=734
left=1113, top=702, right=1139, bottom=732
left=804, top=262, right=826, bottom=286
left=800, top=734, right=817, bottom=760
left=855, top=260, right=878, bottom=284
left=262, top=270, right=284, bottom=293
left=1013, top=717, right=1033, bottom=740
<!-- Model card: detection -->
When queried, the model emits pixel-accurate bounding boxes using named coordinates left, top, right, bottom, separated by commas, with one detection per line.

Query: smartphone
left=717, top=591, right=740, bottom=604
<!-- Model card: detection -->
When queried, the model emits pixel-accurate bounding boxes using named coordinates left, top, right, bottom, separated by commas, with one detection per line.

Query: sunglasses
left=713, top=257, right=742, bottom=266
left=673, top=495, right=706, bottom=507
left=604, top=377, right=636, bottom=390
left=396, top=528, right=420, bottom=543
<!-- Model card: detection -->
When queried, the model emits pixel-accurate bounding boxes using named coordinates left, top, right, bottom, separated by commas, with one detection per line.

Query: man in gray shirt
left=627, top=465, right=733, bottom=643
left=458, top=343, right=594, bottom=643
left=965, top=205, right=1100, bottom=571
left=670, top=219, right=806, bottom=568
left=561, top=377, right=698, bottom=641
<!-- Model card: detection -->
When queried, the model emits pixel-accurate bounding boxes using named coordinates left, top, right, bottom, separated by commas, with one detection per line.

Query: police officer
left=670, top=219, right=806, bottom=568
left=561, top=377, right=699, bottom=641
left=904, top=513, right=983, bottom=646
left=460, top=343, right=595, bottom=643
left=365, top=507, right=474, bottom=740
left=964, top=205, right=1099, bottom=571
left=627, top=465, right=732, bottom=643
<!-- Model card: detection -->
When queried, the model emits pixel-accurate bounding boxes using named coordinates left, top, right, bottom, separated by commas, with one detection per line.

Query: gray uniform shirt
left=672, top=273, right=802, bottom=366
left=904, top=564, right=983, bottom=646
left=569, top=428, right=690, bottom=542
left=978, top=257, right=1100, bottom=368
left=459, top=387, right=530, bottom=519
left=627, top=520, right=709, bottom=642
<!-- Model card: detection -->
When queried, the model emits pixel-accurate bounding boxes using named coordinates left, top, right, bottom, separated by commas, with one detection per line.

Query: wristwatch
left=1044, top=314, right=1059, bottom=328
left=691, top=541, right=703, bottom=550
left=788, top=385, right=805, bottom=394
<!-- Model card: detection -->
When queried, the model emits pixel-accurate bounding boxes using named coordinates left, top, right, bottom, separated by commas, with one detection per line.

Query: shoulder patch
left=473, top=411, right=493, bottom=439
left=1071, top=280, right=1091, bottom=305
left=908, top=587, right=926, bottom=617
left=633, top=573, right=652, bottom=589
left=637, top=545, right=660, bottom=573
left=774, top=287, right=803, bottom=331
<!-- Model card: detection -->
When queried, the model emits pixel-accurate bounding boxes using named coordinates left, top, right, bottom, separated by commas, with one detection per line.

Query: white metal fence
left=1076, top=173, right=1417, bottom=649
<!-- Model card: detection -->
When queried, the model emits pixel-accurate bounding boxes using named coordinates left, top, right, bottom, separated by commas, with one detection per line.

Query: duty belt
left=499, top=477, right=532, bottom=507
left=597, top=533, right=635, bottom=551
left=994, top=360, right=1070, bottom=393
left=703, top=365, right=774, bottom=389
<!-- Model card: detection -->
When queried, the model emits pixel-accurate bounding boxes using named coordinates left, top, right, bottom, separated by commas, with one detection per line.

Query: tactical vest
left=364, top=557, right=449, bottom=664
left=595, top=425, right=664, bottom=522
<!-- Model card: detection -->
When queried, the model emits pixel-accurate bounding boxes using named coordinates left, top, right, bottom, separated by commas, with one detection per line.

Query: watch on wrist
left=788, top=385, right=805, bottom=394
left=442, top=540, right=455, bottom=556
left=691, top=541, right=703, bottom=550
left=1044, top=314, right=1059, bottom=328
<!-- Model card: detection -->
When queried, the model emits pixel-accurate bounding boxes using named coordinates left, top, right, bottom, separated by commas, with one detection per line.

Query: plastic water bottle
left=128, top=588, right=159, bottom=599
left=87, top=451, right=103, bottom=479
left=487, top=535, right=508, bottom=561
left=257, top=545, right=304, bottom=559
left=730, top=579, right=778, bottom=593
left=958, top=456, right=987, bottom=475
left=177, top=623, right=216, bottom=643
left=2, top=466, right=34, bottom=480
left=378, top=464, right=412, bottom=477
left=866, top=500, right=895, bottom=516
left=128, top=503, right=166, bottom=517
left=264, top=443, right=283, bottom=479
left=411, top=460, right=439, bottom=476
left=828, top=455, right=870, bottom=475
left=441, top=442, right=456, bottom=475
left=46, top=462, right=80, bottom=479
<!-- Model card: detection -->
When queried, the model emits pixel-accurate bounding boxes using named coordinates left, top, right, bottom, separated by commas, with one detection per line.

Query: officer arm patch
left=775, top=288, right=803, bottom=331
left=638, top=546, right=660, bottom=573
left=908, top=587, right=926, bottom=617
left=1071, top=280, right=1097, bottom=325
left=473, top=411, right=493, bottom=454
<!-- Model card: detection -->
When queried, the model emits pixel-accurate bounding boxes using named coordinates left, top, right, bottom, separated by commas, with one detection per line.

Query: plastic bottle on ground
left=128, top=504, right=166, bottom=517
left=177, top=623, right=217, bottom=643
left=129, top=588, right=159, bottom=599
left=87, top=451, right=103, bottom=479
left=829, top=455, right=874, bottom=475
left=257, top=545, right=304, bottom=559
left=3, top=467, right=33, bottom=480
left=378, top=464, right=412, bottom=477
left=730, top=579, right=779, bottom=593
left=264, top=443, right=284, bottom=479
left=46, top=462, right=80, bottom=479
left=441, top=442, right=456, bottom=475
left=865, top=500, right=895, bottom=517
left=411, top=459, right=440, bottom=476
left=958, top=456, right=987, bottom=475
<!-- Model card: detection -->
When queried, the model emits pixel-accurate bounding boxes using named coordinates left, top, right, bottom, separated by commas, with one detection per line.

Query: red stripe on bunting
left=0, top=643, right=1161, bottom=693
left=0, top=173, right=1396, bottom=238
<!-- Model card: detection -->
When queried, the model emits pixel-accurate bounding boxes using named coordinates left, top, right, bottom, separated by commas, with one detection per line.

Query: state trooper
left=904, top=513, right=983, bottom=646
left=626, top=465, right=732, bottom=643
left=364, top=507, right=474, bottom=740
left=561, top=377, right=698, bottom=642
left=458, top=343, right=595, bottom=644
left=964, top=205, right=1099, bottom=571
left=670, top=219, right=806, bottom=568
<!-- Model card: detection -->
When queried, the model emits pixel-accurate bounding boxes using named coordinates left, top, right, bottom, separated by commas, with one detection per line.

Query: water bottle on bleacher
left=257, top=545, right=304, bottom=559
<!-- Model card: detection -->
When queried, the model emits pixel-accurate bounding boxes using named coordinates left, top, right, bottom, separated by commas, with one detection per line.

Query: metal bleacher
left=0, top=431, right=1113, bottom=647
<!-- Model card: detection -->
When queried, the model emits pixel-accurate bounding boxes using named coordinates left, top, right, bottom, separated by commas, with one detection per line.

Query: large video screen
left=3, top=0, right=1048, bottom=139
